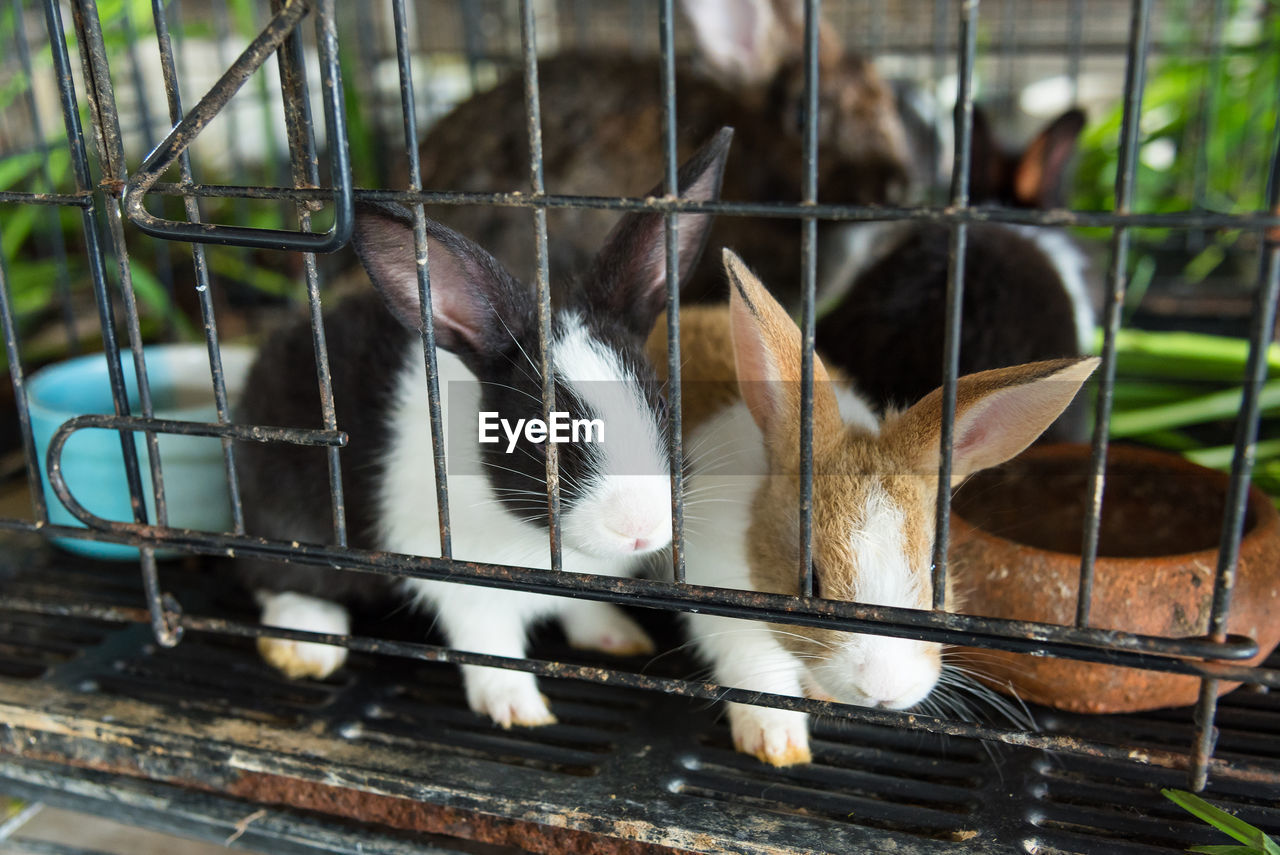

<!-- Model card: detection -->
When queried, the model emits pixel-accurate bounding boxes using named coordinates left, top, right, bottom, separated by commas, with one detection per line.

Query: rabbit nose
left=600, top=483, right=671, bottom=543
left=606, top=519, right=661, bottom=543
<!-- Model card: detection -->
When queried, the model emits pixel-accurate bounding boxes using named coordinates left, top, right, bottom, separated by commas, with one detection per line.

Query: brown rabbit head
left=723, top=249, right=1098, bottom=709
left=681, top=0, right=912, bottom=204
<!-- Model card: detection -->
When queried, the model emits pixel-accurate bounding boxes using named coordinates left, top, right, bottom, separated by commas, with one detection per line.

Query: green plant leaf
left=1189, top=846, right=1268, bottom=855
left=1108, top=382, right=1280, bottom=437
left=1163, top=789, right=1279, bottom=853
left=0, top=152, right=43, bottom=191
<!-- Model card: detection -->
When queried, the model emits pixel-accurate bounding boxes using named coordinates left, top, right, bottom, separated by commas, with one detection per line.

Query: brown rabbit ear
left=890, top=357, right=1099, bottom=486
left=1013, top=108, right=1086, bottom=209
left=725, top=250, right=843, bottom=449
left=680, top=0, right=840, bottom=86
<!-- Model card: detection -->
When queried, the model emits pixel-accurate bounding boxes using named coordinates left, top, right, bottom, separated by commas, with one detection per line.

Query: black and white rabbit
left=815, top=108, right=1095, bottom=439
left=233, top=130, right=733, bottom=729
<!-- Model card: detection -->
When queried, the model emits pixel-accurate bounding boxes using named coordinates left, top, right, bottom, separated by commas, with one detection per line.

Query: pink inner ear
left=951, top=389, right=1021, bottom=477
left=730, top=297, right=780, bottom=434
left=421, top=237, right=497, bottom=354
left=951, top=382, right=1063, bottom=478
left=953, top=415, right=993, bottom=460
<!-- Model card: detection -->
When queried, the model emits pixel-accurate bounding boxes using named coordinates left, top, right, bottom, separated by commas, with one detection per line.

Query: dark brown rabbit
left=414, top=0, right=911, bottom=308
left=815, top=108, right=1095, bottom=441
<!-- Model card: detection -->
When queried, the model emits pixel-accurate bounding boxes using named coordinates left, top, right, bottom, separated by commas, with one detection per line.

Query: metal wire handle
left=121, top=0, right=354, bottom=252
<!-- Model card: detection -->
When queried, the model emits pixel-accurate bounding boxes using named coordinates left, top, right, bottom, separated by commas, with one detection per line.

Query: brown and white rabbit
left=815, top=108, right=1094, bottom=439
left=650, top=249, right=1096, bottom=766
left=233, top=130, right=732, bottom=729
left=416, top=0, right=910, bottom=308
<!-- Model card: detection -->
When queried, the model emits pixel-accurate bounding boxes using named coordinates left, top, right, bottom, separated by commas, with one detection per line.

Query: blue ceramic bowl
left=28, top=344, right=253, bottom=560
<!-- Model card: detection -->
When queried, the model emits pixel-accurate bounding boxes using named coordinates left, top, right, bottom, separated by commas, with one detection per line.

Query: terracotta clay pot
left=949, top=443, right=1280, bottom=714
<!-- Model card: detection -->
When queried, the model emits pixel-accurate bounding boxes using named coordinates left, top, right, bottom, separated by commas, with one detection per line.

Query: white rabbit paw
left=560, top=602, right=656, bottom=657
left=258, top=636, right=348, bottom=680
left=256, top=592, right=350, bottom=680
left=464, top=668, right=557, bottom=729
left=727, top=702, right=812, bottom=767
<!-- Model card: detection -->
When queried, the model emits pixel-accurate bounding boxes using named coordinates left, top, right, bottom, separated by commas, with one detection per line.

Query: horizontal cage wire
left=0, top=0, right=1278, bottom=853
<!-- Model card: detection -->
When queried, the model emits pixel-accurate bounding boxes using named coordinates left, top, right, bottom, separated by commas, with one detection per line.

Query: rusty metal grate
left=2, top=539, right=1278, bottom=854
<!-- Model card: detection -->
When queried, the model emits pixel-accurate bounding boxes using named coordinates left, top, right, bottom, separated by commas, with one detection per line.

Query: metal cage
left=0, top=0, right=1277, bottom=853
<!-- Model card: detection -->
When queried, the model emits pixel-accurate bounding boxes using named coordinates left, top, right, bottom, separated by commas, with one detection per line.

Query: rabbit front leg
left=434, top=593, right=556, bottom=729
left=691, top=613, right=812, bottom=767
left=559, top=599, right=655, bottom=657
left=256, top=591, right=351, bottom=680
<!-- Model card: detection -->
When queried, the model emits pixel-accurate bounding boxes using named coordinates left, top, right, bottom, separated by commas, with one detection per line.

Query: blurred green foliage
left=0, top=0, right=350, bottom=368
left=1072, top=0, right=1278, bottom=284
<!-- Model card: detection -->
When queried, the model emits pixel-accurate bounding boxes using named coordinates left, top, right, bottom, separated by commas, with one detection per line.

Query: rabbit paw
left=727, top=703, right=811, bottom=767
left=256, top=592, right=350, bottom=680
left=465, top=668, right=557, bottom=729
left=560, top=601, right=655, bottom=657
left=258, top=636, right=347, bottom=680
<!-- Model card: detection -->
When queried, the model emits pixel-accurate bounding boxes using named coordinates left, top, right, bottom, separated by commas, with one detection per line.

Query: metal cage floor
left=0, top=530, right=1277, bottom=855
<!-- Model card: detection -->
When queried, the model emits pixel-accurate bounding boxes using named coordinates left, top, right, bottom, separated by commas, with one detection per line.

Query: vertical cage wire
left=119, top=2, right=177, bottom=341
left=49, top=0, right=177, bottom=646
left=10, top=0, right=78, bottom=357
left=41, top=0, right=147, bottom=529
left=658, top=0, right=686, bottom=584
left=929, top=0, right=979, bottom=612
left=1188, top=95, right=1280, bottom=792
left=208, top=1, right=251, bottom=190
left=246, top=2, right=287, bottom=190
left=798, top=0, right=821, bottom=598
left=267, top=0, right=351, bottom=547
left=393, top=0, right=453, bottom=559
left=519, top=0, right=563, bottom=572
left=1076, top=0, right=1152, bottom=630
left=150, top=0, right=246, bottom=537
left=198, top=0, right=259, bottom=315
left=293, top=123, right=348, bottom=547
left=70, top=0, right=171, bottom=537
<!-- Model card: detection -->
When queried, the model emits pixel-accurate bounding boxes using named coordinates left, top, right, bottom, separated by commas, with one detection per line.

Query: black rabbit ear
left=582, top=127, right=733, bottom=339
left=352, top=202, right=534, bottom=359
left=964, top=105, right=1004, bottom=204
left=1012, top=108, right=1086, bottom=209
